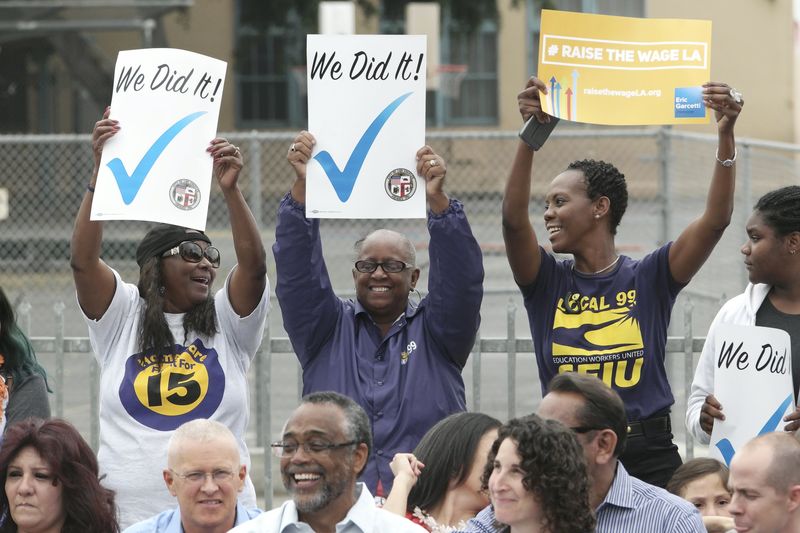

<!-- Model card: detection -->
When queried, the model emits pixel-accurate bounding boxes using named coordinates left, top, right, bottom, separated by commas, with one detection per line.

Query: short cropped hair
left=167, top=419, right=240, bottom=467
left=567, top=159, right=628, bottom=235
left=754, top=185, right=800, bottom=237
left=300, top=391, right=372, bottom=475
left=548, top=372, right=628, bottom=457
left=354, top=229, right=416, bottom=266
left=666, top=458, right=729, bottom=497
left=751, top=433, right=800, bottom=492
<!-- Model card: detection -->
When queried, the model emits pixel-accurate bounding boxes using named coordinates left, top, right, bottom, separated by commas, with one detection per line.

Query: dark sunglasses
left=354, top=260, right=411, bottom=274
left=162, top=241, right=221, bottom=268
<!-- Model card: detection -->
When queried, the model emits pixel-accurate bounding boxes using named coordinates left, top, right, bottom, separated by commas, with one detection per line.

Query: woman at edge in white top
left=687, top=185, right=800, bottom=442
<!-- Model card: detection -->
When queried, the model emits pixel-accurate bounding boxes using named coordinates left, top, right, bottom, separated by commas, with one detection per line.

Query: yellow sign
left=537, top=10, right=711, bottom=125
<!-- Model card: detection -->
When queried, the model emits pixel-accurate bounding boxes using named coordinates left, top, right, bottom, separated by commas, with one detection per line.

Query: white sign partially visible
left=306, top=34, right=427, bottom=219
left=90, top=48, right=227, bottom=230
left=710, top=323, right=794, bottom=466
left=0, top=188, right=7, bottom=220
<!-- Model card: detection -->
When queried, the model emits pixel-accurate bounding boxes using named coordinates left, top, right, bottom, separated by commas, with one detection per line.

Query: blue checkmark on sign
left=715, top=393, right=794, bottom=466
left=313, top=92, right=413, bottom=203
left=106, top=111, right=207, bottom=205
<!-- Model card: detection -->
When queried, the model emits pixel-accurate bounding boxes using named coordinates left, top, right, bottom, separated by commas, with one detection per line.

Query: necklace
left=574, top=255, right=620, bottom=275
left=412, top=507, right=467, bottom=533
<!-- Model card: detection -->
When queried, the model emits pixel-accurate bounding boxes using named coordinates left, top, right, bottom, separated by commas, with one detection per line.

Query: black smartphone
left=518, top=115, right=559, bottom=151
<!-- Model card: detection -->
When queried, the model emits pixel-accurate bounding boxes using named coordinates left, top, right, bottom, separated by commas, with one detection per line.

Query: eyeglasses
left=162, top=241, right=221, bottom=268
left=270, top=440, right=357, bottom=458
left=354, top=260, right=411, bottom=274
left=169, top=468, right=234, bottom=484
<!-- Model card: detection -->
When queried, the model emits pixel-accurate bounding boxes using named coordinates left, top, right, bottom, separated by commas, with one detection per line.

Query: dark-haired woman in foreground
left=0, top=418, right=118, bottom=533
left=688, top=185, right=800, bottom=442
left=385, top=412, right=501, bottom=531
left=503, top=76, right=743, bottom=487
left=482, top=415, right=595, bottom=533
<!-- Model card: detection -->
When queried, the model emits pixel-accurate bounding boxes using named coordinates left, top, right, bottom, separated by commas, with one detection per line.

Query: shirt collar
left=353, top=299, right=421, bottom=321
left=598, top=461, right=635, bottom=511
left=279, top=483, right=375, bottom=533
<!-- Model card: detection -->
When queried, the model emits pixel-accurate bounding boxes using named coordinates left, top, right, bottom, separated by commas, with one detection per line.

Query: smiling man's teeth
left=370, top=287, right=390, bottom=292
left=547, top=226, right=562, bottom=235
left=294, top=473, right=321, bottom=481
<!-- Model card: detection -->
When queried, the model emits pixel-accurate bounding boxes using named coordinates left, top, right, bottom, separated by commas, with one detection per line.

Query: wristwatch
left=716, top=148, right=737, bottom=167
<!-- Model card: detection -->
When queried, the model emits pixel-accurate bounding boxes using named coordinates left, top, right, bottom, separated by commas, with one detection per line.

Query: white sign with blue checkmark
left=306, top=34, right=426, bottom=219
left=711, top=324, right=794, bottom=466
left=90, top=48, right=227, bottom=230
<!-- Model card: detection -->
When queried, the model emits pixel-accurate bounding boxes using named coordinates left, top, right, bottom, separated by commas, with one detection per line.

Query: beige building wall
left=648, top=0, right=793, bottom=142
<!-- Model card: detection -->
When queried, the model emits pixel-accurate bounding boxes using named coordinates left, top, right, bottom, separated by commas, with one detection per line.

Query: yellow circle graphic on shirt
left=132, top=351, right=210, bottom=416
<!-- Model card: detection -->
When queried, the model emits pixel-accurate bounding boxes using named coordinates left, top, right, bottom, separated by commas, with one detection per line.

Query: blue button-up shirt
left=462, top=462, right=705, bottom=532
left=122, top=502, right=261, bottom=533
left=273, top=194, right=484, bottom=494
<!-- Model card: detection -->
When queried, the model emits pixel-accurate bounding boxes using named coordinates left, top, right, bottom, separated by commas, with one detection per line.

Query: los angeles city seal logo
left=169, top=179, right=201, bottom=210
left=384, top=168, right=417, bottom=202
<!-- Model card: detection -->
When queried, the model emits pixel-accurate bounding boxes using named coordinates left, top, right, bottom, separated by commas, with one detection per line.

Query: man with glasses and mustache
left=232, top=391, right=426, bottom=532
left=71, top=110, right=269, bottom=527
left=124, top=419, right=261, bottom=533
left=462, top=373, right=705, bottom=533
left=275, top=131, right=484, bottom=498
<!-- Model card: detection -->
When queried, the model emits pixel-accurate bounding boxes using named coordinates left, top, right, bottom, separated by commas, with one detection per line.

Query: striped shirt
left=461, top=462, right=704, bottom=533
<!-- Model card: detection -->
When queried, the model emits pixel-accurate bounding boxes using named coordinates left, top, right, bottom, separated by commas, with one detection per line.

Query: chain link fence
left=2, top=127, right=800, bottom=486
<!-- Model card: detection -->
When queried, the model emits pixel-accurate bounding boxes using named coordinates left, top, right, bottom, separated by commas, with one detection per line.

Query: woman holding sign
left=70, top=108, right=269, bottom=528
left=687, top=185, right=800, bottom=443
left=503, top=76, right=742, bottom=488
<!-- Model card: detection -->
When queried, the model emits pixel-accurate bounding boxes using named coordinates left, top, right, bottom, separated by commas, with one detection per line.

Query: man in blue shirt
left=465, top=373, right=705, bottom=533
left=123, top=419, right=261, bottom=533
left=274, top=132, right=484, bottom=496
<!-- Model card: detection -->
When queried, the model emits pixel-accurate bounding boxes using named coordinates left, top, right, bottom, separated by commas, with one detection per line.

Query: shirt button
left=377, top=450, right=383, bottom=456
left=376, top=380, right=384, bottom=386
left=376, top=411, right=383, bottom=417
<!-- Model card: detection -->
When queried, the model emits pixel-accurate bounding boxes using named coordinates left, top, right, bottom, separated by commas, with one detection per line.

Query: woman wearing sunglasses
left=69, top=108, right=269, bottom=528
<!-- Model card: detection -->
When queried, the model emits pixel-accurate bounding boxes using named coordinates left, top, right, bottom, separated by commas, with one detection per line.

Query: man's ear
left=593, top=429, right=618, bottom=466
left=164, top=469, right=178, bottom=497
left=238, top=464, right=247, bottom=493
left=786, top=484, right=800, bottom=512
left=352, top=443, right=369, bottom=476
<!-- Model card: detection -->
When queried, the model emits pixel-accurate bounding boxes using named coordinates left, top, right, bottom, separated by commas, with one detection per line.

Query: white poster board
left=91, top=48, right=227, bottom=230
left=710, top=324, right=794, bottom=466
left=306, top=34, right=426, bottom=218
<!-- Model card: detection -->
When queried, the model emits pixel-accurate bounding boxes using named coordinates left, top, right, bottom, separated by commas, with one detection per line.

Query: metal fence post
left=91, top=357, right=100, bottom=452
left=471, top=331, right=482, bottom=412
left=248, top=133, right=263, bottom=227
left=658, top=126, right=673, bottom=245
left=257, top=322, right=273, bottom=509
left=683, top=297, right=694, bottom=461
left=507, top=298, right=517, bottom=420
left=53, top=301, right=65, bottom=418
left=739, top=142, right=752, bottom=289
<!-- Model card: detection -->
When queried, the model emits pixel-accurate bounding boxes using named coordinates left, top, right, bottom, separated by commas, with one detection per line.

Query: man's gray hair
left=167, top=418, right=240, bottom=467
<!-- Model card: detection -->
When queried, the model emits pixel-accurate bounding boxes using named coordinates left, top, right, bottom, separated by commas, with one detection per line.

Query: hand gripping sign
left=537, top=10, right=711, bottom=126
left=91, top=48, right=227, bottom=230
left=306, top=34, right=427, bottom=219
left=710, top=324, right=794, bottom=466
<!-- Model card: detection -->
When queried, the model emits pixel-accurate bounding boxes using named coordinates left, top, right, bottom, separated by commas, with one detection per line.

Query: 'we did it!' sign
left=710, top=324, right=794, bottom=466
left=91, top=48, right=227, bottom=230
left=306, top=34, right=427, bottom=219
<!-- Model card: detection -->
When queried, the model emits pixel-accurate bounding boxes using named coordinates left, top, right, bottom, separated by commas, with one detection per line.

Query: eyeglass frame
left=353, top=260, right=413, bottom=274
left=270, top=439, right=358, bottom=458
left=168, top=468, right=236, bottom=484
left=161, top=241, right=221, bottom=268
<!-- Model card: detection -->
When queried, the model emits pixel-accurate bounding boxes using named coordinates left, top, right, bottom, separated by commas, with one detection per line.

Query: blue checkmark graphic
left=107, top=111, right=207, bottom=205
left=715, top=393, right=794, bottom=466
left=313, top=92, right=413, bottom=203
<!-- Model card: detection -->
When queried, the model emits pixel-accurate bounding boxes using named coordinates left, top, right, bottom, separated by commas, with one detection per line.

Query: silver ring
left=290, top=143, right=296, bottom=152
left=729, top=88, right=743, bottom=104
left=429, top=159, right=438, bottom=167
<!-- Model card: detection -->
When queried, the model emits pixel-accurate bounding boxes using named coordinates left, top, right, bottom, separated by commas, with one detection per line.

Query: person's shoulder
left=229, top=507, right=280, bottom=532
left=630, top=476, right=700, bottom=517
left=374, top=507, right=429, bottom=532
left=121, top=507, right=176, bottom=533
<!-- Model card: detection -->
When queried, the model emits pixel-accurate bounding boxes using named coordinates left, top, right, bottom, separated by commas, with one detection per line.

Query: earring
left=791, top=249, right=797, bottom=255
left=594, top=214, right=600, bottom=219
left=158, top=286, right=166, bottom=296
left=408, top=288, right=422, bottom=309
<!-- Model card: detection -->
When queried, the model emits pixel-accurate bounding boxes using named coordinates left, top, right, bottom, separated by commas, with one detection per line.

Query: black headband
left=135, top=224, right=211, bottom=267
